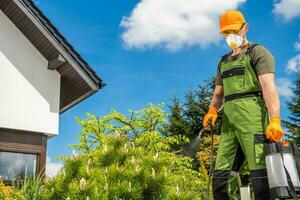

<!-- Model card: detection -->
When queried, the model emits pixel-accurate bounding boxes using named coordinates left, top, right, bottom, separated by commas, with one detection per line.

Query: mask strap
left=240, top=23, right=246, bottom=30
left=240, top=23, right=246, bottom=38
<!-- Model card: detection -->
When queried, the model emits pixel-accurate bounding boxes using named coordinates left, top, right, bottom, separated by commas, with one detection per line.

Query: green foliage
left=0, top=180, right=22, bottom=200
left=283, top=73, right=300, bottom=146
left=16, top=176, right=44, bottom=200
left=0, top=176, right=44, bottom=200
left=196, top=135, right=220, bottom=171
left=43, top=103, right=207, bottom=200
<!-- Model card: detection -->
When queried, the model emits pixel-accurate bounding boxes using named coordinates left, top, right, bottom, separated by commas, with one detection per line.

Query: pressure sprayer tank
left=265, top=142, right=300, bottom=199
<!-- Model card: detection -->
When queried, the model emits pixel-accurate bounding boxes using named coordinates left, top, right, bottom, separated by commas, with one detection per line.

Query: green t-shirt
left=215, top=42, right=275, bottom=86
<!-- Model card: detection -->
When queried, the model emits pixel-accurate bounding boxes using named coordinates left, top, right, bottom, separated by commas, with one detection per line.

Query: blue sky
left=33, top=0, right=300, bottom=174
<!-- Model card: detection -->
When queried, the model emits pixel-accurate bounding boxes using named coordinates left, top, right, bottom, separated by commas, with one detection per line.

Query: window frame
left=0, top=128, right=47, bottom=185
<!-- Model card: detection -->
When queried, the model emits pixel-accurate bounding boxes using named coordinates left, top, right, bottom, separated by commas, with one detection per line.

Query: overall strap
left=246, top=43, right=260, bottom=76
left=220, top=53, right=230, bottom=64
left=224, top=91, right=262, bottom=102
left=245, top=43, right=259, bottom=56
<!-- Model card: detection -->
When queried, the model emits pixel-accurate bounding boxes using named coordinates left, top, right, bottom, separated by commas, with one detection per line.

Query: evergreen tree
left=164, top=97, right=189, bottom=152
left=167, top=77, right=222, bottom=141
left=283, top=73, right=300, bottom=146
left=167, top=97, right=188, bottom=137
left=184, top=77, right=222, bottom=137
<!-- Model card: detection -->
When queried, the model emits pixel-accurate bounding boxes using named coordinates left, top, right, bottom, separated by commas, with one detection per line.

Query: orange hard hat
left=219, top=10, right=246, bottom=34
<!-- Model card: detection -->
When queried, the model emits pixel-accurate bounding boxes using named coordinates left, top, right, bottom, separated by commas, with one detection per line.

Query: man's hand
left=203, top=107, right=218, bottom=131
left=266, top=115, right=284, bottom=142
left=203, top=85, right=223, bottom=131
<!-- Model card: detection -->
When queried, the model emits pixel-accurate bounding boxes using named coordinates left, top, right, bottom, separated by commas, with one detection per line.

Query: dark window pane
left=0, top=152, right=37, bottom=181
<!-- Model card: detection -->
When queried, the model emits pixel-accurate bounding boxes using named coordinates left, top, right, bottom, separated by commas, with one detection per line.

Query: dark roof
left=0, top=0, right=106, bottom=113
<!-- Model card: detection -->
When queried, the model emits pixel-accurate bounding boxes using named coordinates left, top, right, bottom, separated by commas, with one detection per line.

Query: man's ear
left=240, top=23, right=248, bottom=37
left=244, top=23, right=249, bottom=32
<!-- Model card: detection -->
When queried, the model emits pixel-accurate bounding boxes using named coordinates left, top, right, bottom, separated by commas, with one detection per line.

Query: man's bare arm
left=258, top=73, right=280, bottom=116
left=210, top=85, right=224, bottom=111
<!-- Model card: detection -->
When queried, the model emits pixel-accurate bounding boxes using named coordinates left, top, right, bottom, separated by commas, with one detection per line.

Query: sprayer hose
left=206, top=127, right=214, bottom=200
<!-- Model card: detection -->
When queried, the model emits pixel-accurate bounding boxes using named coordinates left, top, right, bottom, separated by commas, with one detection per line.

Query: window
left=0, top=151, right=37, bottom=181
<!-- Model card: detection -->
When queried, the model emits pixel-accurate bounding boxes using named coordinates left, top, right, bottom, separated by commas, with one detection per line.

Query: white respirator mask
left=226, top=34, right=244, bottom=49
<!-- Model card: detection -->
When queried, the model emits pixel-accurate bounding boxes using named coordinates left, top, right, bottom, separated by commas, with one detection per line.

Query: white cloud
left=273, top=0, right=300, bottom=21
left=286, top=54, right=300, bottom=73
left=120, top=0, right=246, bottom=51
left=46, top=155, right=63, bottom=178
left=276, top=77, right=293, bottom=97
left=284, top=34, right=300, bottom=73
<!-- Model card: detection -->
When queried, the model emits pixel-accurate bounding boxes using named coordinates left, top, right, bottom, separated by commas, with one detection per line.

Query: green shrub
left=43, top=103, right=208, bottom=200
left=16, top=176, right=44, bottom=200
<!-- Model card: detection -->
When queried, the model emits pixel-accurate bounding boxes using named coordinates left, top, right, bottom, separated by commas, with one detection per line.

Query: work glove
left=202, top=107, right=218, bottom=131
left=266, top=115, right=284, bottom=142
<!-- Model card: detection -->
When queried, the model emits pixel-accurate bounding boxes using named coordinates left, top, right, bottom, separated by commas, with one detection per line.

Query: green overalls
left=212, top=43, right=271, bottom=200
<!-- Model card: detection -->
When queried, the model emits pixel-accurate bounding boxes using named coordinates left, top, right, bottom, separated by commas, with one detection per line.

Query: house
left=0, top=0, right=105, bottom=183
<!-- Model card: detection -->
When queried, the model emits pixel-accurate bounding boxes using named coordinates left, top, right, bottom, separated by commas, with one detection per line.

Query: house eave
left=59, top=82, right=106, bottom=114
left=0, top=0, right=106, bottom=112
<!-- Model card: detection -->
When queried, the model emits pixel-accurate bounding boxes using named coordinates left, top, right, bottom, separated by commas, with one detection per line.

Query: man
left=202, top=10, right=284, bottom=200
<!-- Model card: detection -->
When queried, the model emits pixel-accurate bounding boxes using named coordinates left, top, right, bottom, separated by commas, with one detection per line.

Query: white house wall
left=0, top=10, right=60, bottom=136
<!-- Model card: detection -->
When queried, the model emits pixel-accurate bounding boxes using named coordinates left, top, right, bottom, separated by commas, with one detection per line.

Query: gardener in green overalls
left=202, top=10, right=284, bottom=200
